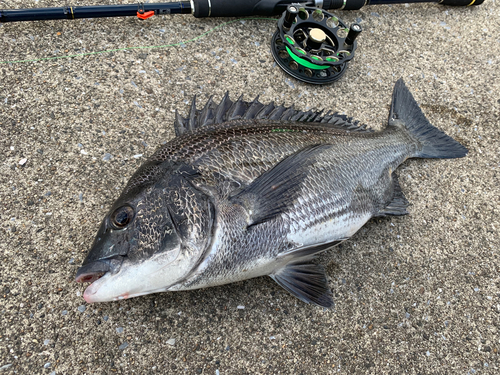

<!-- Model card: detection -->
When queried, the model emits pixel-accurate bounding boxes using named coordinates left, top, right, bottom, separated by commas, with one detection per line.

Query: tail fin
left=389, top=79, right=468, bottom=159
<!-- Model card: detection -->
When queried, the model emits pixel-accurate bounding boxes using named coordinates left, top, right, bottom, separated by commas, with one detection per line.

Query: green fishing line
left=0, top=17, right=276, bottom=65
left=285, top=46, right=325, bottom=70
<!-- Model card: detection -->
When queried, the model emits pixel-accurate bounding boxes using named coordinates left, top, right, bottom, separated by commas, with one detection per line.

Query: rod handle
left=439, top=0, right=484, bottom=5
left=193, top=0, right=291, bottom=17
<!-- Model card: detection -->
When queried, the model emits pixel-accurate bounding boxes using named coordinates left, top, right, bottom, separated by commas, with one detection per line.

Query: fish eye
left=110, top=205, right=135, bottom=229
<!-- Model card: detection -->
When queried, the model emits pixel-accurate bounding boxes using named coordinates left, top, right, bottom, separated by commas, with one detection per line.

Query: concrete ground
left=1, top=0, right=499, bottom=374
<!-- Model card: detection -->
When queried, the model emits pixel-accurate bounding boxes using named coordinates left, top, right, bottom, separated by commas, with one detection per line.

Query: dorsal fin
left=228, top=95, right=247, bottom=120
left=215, top=92, right=233, bottom=123
left=198, top=95, right=215, bottom=127
left=173, top=93, right=373, bottom=137
left=188, top=95, right=197, bottom=133
left=173, top=110, right=186, bottom=137
left=243, top=96, right=265, bottom=119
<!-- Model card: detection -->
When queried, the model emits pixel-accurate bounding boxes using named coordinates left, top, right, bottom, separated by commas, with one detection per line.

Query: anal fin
left=271, top=262, right=334, bottom=308
left=376, top=172, right=409, bottom=217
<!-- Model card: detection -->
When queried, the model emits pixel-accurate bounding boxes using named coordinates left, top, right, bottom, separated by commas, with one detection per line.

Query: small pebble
left=103, top=153, right=113, bottom=161
left=166, top=338, right=175, bottom=346
left=62, top=310, right=68, bottom=316
left=77, top=305, right=86, bottom=313
left=44, top=339, right=50, bottom=345
left=19, top=158, right=27, bottom=166
left=118, top=342, right=128, bottom=350
left=133, top=154, right=143, bottom=159
left=116, top=327, right=124, bottom=333
left=237, top=305, right=245, bottom=310
left=284, top=79, right=295, bottom=89
left=44, top=362, right=51, bottom=368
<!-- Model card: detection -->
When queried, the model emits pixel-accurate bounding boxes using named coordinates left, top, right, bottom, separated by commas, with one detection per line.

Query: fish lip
left=75, top=256, right=124, bottom=283
left=83, top=282, right=98, bottom=303
left=82, top=272, right=111, bottom=303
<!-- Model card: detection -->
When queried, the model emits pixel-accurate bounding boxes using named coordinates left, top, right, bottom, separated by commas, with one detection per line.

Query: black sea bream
left=75, top=80, right=467, bottom=307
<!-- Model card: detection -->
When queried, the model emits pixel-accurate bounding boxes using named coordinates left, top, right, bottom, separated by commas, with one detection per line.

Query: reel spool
left=271, top=5, right=362, bottom=85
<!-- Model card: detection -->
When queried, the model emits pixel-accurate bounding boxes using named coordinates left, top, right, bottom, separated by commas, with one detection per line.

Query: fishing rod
left=0, top=0, right=484, bottom=23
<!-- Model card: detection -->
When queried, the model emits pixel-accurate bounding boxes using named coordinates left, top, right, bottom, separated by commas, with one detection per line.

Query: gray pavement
left=1, top=1, right=499, bottom=373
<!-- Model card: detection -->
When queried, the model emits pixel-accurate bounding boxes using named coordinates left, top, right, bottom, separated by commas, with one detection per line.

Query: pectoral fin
left=230, top=144, right=330, bottom=227
left=271, top=262, right=334, bottom=308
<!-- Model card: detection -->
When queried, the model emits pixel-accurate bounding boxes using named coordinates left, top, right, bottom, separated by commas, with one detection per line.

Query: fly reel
left=271, top=5, right=362, bottom=85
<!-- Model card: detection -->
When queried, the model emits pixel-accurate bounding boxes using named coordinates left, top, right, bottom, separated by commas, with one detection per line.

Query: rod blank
left=0, top=2, right=191, bottom=22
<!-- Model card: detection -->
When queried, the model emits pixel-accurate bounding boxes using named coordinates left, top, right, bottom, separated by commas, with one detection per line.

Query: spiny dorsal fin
left=215, top=92, right=233, bottom=123
left=256, top=102, right=276, bottom=119
left=173, top=93, right=373, bottom=136
left=198, top=95, right=215, bottom=127
left=268, top=105, right=287, bottom=120
left=228, top=95, right=247, bottom=120
left=188, top=95, right=197, bottom=133
left=243, top=96, right=264, bottom=119
left=173, top=110, right=186, bottom=137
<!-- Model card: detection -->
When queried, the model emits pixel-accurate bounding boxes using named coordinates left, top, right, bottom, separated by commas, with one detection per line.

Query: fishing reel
left=271, top=5, right=362, bottom=85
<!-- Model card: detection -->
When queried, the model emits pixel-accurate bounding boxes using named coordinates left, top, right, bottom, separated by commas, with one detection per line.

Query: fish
left=75, top=79, right=467, bottom=307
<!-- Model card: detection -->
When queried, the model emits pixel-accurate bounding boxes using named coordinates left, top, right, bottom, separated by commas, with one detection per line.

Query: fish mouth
left=75, top=256, right=124, bottom=285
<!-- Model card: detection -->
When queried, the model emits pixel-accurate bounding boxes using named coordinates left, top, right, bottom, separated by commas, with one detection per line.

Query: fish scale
left=76, top=80, right=468, bottom=308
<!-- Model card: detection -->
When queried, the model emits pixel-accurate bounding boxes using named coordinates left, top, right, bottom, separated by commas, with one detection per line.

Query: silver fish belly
left=76, top=79, right=467, bottom=307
